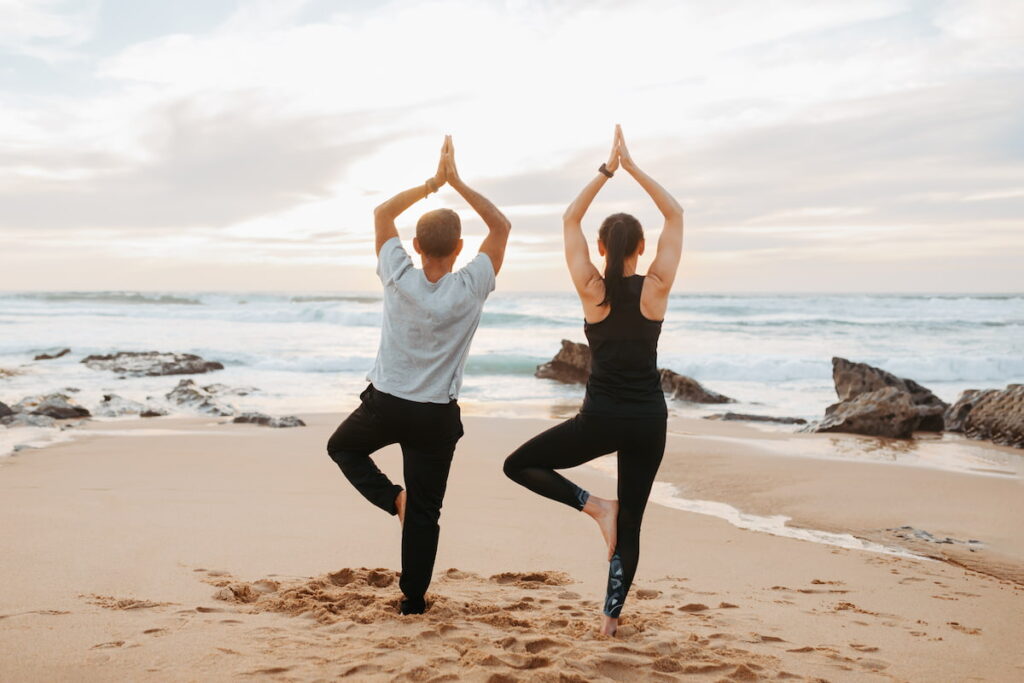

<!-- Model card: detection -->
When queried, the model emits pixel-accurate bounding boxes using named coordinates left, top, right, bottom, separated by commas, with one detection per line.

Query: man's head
left=413, top=208, right=463, bottom=261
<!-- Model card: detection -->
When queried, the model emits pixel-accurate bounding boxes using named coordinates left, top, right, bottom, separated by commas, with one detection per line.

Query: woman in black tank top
left=504, top=126, right=684, bottom=636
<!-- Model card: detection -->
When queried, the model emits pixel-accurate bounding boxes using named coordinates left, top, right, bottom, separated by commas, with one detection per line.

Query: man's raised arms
left=372, top=138, right=449, bottom=256
left=443, top=138, right=512, bottom=275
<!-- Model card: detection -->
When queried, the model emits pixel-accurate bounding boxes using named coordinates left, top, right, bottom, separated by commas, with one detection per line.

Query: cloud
left=0, top=0, right=99, bottom=61
left=0, top=97, right=393, bottom=229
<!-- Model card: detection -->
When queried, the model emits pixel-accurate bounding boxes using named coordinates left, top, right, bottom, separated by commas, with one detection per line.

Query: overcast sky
left=2, top=0, right=1022, bottom=292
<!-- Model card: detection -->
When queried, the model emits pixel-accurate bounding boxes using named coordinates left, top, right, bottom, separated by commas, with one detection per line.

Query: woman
left=503, top=125, right=683, bottom=636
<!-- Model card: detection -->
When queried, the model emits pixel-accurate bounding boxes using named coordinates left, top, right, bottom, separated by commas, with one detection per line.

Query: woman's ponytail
left=598, top=213, right=643, bottom=306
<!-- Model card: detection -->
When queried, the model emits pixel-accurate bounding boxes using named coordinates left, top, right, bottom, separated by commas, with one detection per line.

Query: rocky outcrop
left=203, top=383, right=258, bottom=397
left=93, top=394, right=168, bottom=418
left=705, top=412, right=807, bottom=425
left=82, top=351, right=224, bottom=377
left=34, top=348, right=70, bottom=361
left=0, top=401, right=12, bottom=418
left=165, top=379, right=235, bottom=416
left=805, top=386, right=920, bottom=438
left=944, top=385, right=1024, bottom=449
left=13, top=393, right=91, bottom=419
left=831, top=357, right=947, bottom=431
left=1, top=413, right=57, bottom=428
left=535, top=340, right=592, bottom=385
left=535, top=340, right=734, bottom=404
left=659, top=370, right=733, bottom=404
left=232, top=412, right=306, bottom=428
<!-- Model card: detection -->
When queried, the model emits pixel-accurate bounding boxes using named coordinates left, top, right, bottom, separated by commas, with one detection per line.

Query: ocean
left=1, top=292, right=1022, bottom=432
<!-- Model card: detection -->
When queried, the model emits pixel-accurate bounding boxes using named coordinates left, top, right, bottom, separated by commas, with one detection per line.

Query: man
left=327, top=136, right=510, bottom=614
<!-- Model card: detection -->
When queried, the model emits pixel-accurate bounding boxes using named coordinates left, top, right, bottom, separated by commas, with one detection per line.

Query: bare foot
left=395, top=490, right=406, bottom=526
left=583, top=496, right=618, bottom=560
left=600, top=615, right=618, bottom=637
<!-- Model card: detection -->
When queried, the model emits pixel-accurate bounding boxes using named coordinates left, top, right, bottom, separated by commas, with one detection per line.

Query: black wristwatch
left=598, top=163, right=614, bottom=178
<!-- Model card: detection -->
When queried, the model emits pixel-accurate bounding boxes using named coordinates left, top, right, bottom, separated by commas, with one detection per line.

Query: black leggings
left=326, top=385, right=463, bottom=609
left=503, top=413, right=666, bottom=618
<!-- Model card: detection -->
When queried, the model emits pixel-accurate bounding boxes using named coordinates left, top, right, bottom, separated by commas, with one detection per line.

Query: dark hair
left=416, top=208, right=462, bottom=257
left=598, top=212, right=643, bottom=306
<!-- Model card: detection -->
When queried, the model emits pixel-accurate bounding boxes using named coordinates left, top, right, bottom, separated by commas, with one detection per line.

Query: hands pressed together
left=426, top=135, right=461, bottom=194
left=604, top=124, right=637, bottom=177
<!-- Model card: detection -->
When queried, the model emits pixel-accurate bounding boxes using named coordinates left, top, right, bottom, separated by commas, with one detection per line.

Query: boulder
left=831, top=357, right=947, bottom=431
left=535, top=340, right=591, bottom=384
left=232, top=412, right=306, bottom=428
left=82, top=351, right=224, bottom=377
left=705, top=412, right=807, bottom=425
left=944, top=385, right=1024, bottom=449
left=1, top=413, right=57, bottom=428
left=659, top=370, right=733, bottom=404
left=203, top=383, right=259, bottom=397
left=94, top=394, right=167, bottom=418
left=0, top=401, right=12, bottom=418
left=13, top=393, right=91, bottom=419
left=34, top=348, right=70, bottom=361
left=535, top=341, right=735, bottom=404
left=165, top=379, right=235, bottom=416
left=804, top=386, right=920, bottom=438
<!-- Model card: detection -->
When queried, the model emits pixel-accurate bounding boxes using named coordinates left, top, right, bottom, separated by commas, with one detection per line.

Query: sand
left=0, top=413, right=1022, bottom=681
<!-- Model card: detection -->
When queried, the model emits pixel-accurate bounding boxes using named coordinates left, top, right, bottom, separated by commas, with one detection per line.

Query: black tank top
left=581, top=274, right=667, bottom=418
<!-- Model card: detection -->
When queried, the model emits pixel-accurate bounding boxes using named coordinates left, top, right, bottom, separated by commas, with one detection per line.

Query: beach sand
left=1, top=414, right=1022, bottom=681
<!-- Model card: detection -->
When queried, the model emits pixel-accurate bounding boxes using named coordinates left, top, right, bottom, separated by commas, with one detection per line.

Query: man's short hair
left=416, top=208, right=461, bottom=257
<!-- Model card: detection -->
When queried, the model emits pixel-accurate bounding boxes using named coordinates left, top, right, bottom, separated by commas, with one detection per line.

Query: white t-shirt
left=367, top=237, right=496, bottom=403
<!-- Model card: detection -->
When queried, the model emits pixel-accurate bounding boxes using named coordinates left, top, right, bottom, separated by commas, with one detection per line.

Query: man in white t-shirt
left=327, top=136, right=510, bottom=614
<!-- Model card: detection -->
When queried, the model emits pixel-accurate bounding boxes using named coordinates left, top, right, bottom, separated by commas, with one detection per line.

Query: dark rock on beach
left=705, top=412, right=807, bottom=425
left=535, top=340, right=592, bottom=385
left=659, top=369, right=733, bottom=404
left=13, top=393, right=91, bottom=419
left=0, top=401, right=12, bottom=418
left=34, top=348, right=70, bottom=361
left=944, top=385, right=1024, bottom=449
left=81, top=351, right=224, bottom=377
left=831, top=357, right=948, bottom=431
left=232, top=412, right=306, bottom=428
left=1, top=413, right=57, bottom=428
left=805, top=386, right=920, bottom=439
left=536, top=340, right=734, bottom=403
left=165, top=379, right=235, bottom=416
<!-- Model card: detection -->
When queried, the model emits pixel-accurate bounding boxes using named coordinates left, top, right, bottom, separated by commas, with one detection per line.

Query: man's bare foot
left=600, top=615, right=618, bottom=636
left=395, top=489, right=406, bottom=526
left=583, top=496, right=618, bottom=560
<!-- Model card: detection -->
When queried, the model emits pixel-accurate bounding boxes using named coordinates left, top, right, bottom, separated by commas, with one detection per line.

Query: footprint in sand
left=678, top=603, right=709, bottom=612
left=635, top=589, right=661, bottom=600
left=91, top=640, right=126, bottom=649
left=947, top=621, right=982, bottom=635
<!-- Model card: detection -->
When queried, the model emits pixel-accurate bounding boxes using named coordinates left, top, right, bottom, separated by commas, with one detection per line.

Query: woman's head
left=597, top=213, right=644, bottom=305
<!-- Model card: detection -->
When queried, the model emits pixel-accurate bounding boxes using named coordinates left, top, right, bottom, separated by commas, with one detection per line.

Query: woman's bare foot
left=583, top=496, right=618, bottom=560
left=395, top=489, right=406, bottom=526
left=600, top=615, right=618, bottom=636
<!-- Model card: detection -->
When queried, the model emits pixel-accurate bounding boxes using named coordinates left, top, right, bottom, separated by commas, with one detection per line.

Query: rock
left=165, top=379, right=235, bottom=416
left=1, top=413, right=57, bottom=428
left=659, top=369, right=733, bottom=404
left=34, top=348, right=70, bottom=361
left=232, top=412, right=306, bottom=428
left=203, top=383, right=259, bottom=397
left=93, top=394, right=168, bottom=418
left=705, top=412, right=807, bottom=425
left=831, top=357, right=947, bottom=431
left=81, top=351, right=224, bottom=377
left=13, top=393, right=91, bottom=419
left=535, top=341, right=735, bottom=404
left=804, top=386, right=920, bottom=438
left=0, top=401, right=12, bottom=418
left=944, top=385, right=1024, bottom=449
left=535, top=340, right=591, bottom=384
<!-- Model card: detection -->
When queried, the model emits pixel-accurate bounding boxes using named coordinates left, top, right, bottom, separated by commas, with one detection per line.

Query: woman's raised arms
left=617, top=128, right=684, bottom=321
left=563, top=128, right=621, bottom=319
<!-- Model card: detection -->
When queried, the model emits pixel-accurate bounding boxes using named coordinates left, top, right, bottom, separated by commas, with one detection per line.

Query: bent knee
left=502, top=454, right=522, bottom=480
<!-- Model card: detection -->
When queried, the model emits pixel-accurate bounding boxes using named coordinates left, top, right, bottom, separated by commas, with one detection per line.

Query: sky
left=1, top=0, right=1022, bottom=293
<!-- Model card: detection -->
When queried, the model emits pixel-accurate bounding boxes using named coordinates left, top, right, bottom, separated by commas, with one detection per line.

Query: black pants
left=326, top=384, right=463, bottom=607
left=503, top=412, right=666, bottom=618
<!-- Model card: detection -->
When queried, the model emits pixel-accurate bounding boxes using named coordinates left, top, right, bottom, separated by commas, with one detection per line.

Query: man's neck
left=421, top=257, right=455, bottom=283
